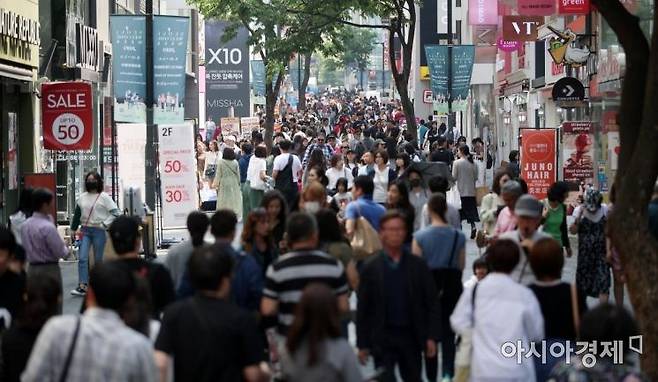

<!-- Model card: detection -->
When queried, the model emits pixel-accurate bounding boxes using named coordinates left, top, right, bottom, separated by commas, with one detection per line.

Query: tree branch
left=285, top=8, right=390, bottom=29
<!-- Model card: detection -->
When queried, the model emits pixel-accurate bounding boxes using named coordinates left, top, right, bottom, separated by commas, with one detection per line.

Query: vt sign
left=503, top=16, right=543, bottom=41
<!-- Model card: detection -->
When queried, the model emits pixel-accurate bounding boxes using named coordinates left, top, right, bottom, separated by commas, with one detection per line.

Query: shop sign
left=423, top=89, right=433, bottom=103
left=41, top=82, right=94, bottom=151
left=597, top=47, right=625, bottom=92
left=520, top=128, right=557, bottom=199
left=240, top=117, right=260, bottom=138
left=497, top=38, right=520, bottom=52
left=552, top=77, right=585, bottom=102
left=558, top=0, right=590, bottom=14
left=468, top=0, right=498, bottom=26
left=75, top=23, right=98, bottom=71
left=518, top=0, right=556, bottom=16
left=562, top=122, right=594, bottom=184
left=221, top=117, right=241, bottom=137
left=547, top=26, right=591, bottom=66
left=502, top=16, right=543, bottom=42
left=607, top=131, right=620, bottom=171
left=0, top=2, right=40, bottom=67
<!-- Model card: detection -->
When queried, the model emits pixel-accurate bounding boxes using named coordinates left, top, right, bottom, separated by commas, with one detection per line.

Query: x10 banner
left=111, top=15, right=147, bottom=123
left=153, top=16, right=189, bottom=124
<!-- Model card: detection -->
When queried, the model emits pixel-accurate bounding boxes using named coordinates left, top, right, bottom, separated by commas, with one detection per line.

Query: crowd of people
left=0, top=90, right=649, bottom=381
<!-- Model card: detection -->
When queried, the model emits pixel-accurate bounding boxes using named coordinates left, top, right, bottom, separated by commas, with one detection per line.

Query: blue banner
left=424, top=45, right=449, bottom=101
left=111, top=15, right=147, bottom=123
left=153, top=16, right=189, bottom=124
left=251, top=60, right=266, bottom=97
left=451, top=45, right=475, bottom=102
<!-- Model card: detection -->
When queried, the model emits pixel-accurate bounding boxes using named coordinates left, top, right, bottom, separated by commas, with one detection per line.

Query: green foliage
left=324, top=26, right=377, bottom=71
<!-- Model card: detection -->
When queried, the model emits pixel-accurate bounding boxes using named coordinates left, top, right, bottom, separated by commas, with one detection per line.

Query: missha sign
left=0, top=1, right=40, bottom=68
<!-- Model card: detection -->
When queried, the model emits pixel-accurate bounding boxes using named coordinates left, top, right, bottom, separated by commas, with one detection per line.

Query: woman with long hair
left=260, top=190, right=288, bottom=250
left=282, top=283, right=362, bottom=382
left=2, top=275, right=61, bottom=382
left=302, top=148, right=327, bottom=187
left=247, top=145, right=270, bottom=211
left=326, top=154, right=354, bottom=193
left=452, top=145, right=480, bottom=239
left=241, top=208, right=277, bottom=273
left=395, top=152, right=411, bottom=181
left=70, top=171, right=120, bottom=297
left=196, top=140, right=207, bottom=180
left=386, top=180, right=415, bottom=246
left=372, top=149, right=397, bottom=204
left=316, top=209, right=352, bottom=267
left=203, top=140, right=220, bottom=188
left=479, top=170, right=511, bottom=237
left=214, top=148, right=243, bottom=220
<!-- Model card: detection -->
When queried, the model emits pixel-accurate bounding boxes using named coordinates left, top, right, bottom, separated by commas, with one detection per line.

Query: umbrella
left=408, top=161, right=453, bottom=185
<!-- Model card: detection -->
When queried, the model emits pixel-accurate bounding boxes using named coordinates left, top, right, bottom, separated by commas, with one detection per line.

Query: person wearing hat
left=499, top=194, right=552, bottom=285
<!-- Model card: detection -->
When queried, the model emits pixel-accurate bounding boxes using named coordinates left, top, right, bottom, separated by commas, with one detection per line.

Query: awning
left=0, top=62, right=34, bottom=82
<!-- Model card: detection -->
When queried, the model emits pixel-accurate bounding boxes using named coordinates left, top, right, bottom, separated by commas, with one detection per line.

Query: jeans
left=78, top=226, right=107, bottom=284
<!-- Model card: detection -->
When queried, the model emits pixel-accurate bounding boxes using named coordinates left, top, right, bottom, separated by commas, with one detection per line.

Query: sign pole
left=447, top=0, right=455, bottom=134
left=145, top=0, right=157, bottom=211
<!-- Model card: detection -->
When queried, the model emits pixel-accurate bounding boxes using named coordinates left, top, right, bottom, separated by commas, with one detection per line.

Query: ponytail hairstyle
left=459, top=145, right=474, bottom=163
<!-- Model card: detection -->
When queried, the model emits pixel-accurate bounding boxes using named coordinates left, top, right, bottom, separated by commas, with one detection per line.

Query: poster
left=159, top=122, right=198, bottom=228
left=205, top=21, right=250, bottom=120
left=7, top=112, right=17, bottom=190
left=116, top=123, right=146, bottom=209
left=518, top=0, right=556, bottom=15
left=520, top=129, right=557, bottom=199
left=607, top=131, right=620, bottom=171
left=221, top=117, right=241, bottom=137
left=240, top=117, right=260, bottom=138
left=251, top=60, right=266, bottom=97
left=424, top=45, right=449, bottom=101
left=153, top=16, right=189, bottom=124
left=451, top=45, right=476, bottom=101
left=562, top=122, right=594, bottom=184
left=424, top=45, right=475, bottom=103
left=468, top=0, right=498, bottom=25
left=41, top=82, right=94, bottom=151
left=111, top=16, right=147, bottom=123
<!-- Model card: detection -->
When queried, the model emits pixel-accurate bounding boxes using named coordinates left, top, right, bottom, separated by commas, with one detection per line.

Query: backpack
left=274, top=154, right=295, bottom=192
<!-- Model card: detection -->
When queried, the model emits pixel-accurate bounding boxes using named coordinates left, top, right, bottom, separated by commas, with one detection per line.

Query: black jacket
left=356, top=251, right=439, bottom=350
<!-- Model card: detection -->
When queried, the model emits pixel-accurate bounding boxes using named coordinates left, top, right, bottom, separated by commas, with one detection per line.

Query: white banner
left=117, top=123, right=146, bottom=211
left=159, top=122, right=199, bottom=228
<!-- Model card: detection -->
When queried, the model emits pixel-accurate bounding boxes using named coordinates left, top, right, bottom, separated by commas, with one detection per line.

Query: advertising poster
left=451, top=45, right=475, bottom=101
left=251, top=60, right=266, bottom=97
left=520, top=129, right=557, bottom=199
left=607, top=131, right=620, bottom=171
left=116, top=123, right=146, bottom=209
left=159, top=122, right=198, bottom=228
left=221, top=117, right=241, bottom=137
left=111, top=16, right=147, bottom=123
left=8, top=112, right=17, bottom=190
left=153, top=16, right=189, bottom=124
left=424, top=45, right=475, bottom=105
left=468, top=0, right=498, bottom=25
left=240, top=117, right=260, bottom=138
left=562, top=122, right=594, bottom=184
left=205, top=21, right=250, bottom=120
left=41, top=82, right=94, bottom=151
left=424, top=45, right=449, bottom=101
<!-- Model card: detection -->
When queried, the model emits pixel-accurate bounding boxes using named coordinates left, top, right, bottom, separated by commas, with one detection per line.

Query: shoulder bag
left=59, top=317, right=82, bottom=382
left=350, top=202, right=382, bottom=261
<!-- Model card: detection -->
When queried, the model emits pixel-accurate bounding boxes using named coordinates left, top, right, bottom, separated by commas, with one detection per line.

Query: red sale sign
left=41, top=82, right=93, bottom=151
left=558, top=0, right=590, bottom=14
left=518, top=0, right=556, bottom=15
left=521, top=129, right=557, bottom=199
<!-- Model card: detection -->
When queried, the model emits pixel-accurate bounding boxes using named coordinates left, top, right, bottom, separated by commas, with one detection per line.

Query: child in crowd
left=331, top=178, right=353, bottom=219
left=463, top=257, right=489, bottom=288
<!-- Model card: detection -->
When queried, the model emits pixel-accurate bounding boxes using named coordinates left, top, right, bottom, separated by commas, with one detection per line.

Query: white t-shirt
left=78, top=192, right=119, bottom=228
left=372, top=165, right=389, bottom=204
left=273, top=153, right=302, bottom=183
left=247, top=157, right=267, bottom=190
left=326, top=166, right=354, bottom=190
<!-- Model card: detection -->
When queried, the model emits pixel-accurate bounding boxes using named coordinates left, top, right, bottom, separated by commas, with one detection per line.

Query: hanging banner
left=251, top=60, right=266, bottom=97
left=451, top=45, right=476, bottom=101
left=205, top=21, right=250, bottom=120
left=116, top=123, right=146, bottom=209
left=562, top=122, right=594, bottom=184
left=520, top=129, right=557, bottom=199
left=607, top=131, right=620, bottom=171
left=558, top=0, right=590, bottom=14
left=111, top=16, right=147, bottom=123
left=424, top=45, right=449, bottom=101
left=41, top=82, right=94, bottom=151
left=518, top=0, right=556, bottom=16
left=153, top=16, right=189, bottom=124
left=159, top=122, right=199, bottom=228
left=468, top=0, right=498, bottom=25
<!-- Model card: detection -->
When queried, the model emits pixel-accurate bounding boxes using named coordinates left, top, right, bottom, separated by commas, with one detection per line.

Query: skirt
left=460, top=196, right=480, bottom=223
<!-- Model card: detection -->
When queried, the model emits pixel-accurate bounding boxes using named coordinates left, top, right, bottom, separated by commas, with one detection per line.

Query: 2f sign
left=503, top=16, right=543, bottom=41
left=207, top=48, right=242, bottom=65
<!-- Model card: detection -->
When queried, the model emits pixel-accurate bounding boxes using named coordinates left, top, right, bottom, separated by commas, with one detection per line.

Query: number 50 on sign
left=41, top=82, right=94, bottom=151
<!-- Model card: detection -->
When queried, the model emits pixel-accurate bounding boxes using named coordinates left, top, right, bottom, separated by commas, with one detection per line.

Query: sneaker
left=71, top=285, right=87, bottom=296
left=441, top=377, right=452, bottom=382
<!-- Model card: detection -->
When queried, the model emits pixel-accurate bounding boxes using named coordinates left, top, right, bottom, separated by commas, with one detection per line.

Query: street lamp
left=378, top=42, right=385, bottom=96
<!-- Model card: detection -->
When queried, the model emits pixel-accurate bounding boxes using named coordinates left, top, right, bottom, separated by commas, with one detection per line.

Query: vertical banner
left=469, top=0, right=498, bottom=25
left=424, top=45, right=449, bottom=101
left=159, top=122, right=199, bottom=228
left=205, top=21, right=250, bottom=120
left=451, top=45, right=476, bottom=102
left=153, top=16, right=189, bottom=124
left=116, top=123, right=147, bottom=208
left=607, top=131, right=620, bottom=171
left=562, top=122, right=594, bottom=184
left=251, top=60, right=266, bottom=97
left=111, top=16, right=147, bottom=123
left=520, top=129, right=557, bottom=199
left=7, top=112, right=17, bottom=190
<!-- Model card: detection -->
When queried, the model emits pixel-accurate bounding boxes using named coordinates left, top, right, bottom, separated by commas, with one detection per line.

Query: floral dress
left=576, top=215, right=611, bottom=297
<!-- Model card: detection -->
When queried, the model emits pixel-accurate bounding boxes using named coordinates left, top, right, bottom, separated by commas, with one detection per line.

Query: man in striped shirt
left=261, top=212, right=349, bottom=335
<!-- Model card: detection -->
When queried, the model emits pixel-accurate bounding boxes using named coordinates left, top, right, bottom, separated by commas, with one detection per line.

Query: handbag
left=204, top=163, right=217, bottom=178
left=350, top=203, right=382, bottom=260
left=446, top=186, right=462, bottom=210
left=76, top=194, right=101, bottom=241
left=453, top=283, right=479, bottom=382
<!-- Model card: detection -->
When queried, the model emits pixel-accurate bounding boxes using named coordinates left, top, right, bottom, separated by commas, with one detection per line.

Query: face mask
left=409, top=179, right=422, bottom=188
left=86, top=181, right=97, bottom=191
left=304, top=201, right=321, bottom=214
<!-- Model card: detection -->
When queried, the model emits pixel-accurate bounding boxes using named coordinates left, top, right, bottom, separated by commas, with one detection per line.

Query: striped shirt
left=264, top=250, right=348, bottom=335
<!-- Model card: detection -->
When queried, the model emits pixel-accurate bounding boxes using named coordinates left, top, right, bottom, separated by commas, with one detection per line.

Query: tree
left=287, top=0, right=420, bottom=139
left=592, top=0, right=658, bottom=377
left=324, top=26, right=378, bottom=88
left=190, top=0, right=295, bottom=149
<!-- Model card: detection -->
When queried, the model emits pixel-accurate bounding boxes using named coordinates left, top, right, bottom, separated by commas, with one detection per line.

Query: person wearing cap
left=499, top=194, right=552, bottom=285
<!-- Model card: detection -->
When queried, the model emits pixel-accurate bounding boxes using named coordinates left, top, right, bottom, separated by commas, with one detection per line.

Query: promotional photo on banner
left=562, top=121, right=594, bottom=185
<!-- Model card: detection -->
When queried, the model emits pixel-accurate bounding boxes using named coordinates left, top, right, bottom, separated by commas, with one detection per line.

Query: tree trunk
left=299, top=54, right=312, bottom=112
left=264, top=69, right=285, bottom=151
left=592, top=0, right=658, bottom=378
left=388, top=12, right=417, bottom=142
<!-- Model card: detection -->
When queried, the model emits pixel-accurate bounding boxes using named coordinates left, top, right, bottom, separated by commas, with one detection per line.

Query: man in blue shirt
left=418, top=119, right=429, bottom=148
left=345, top=176, right=386, bottom=236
